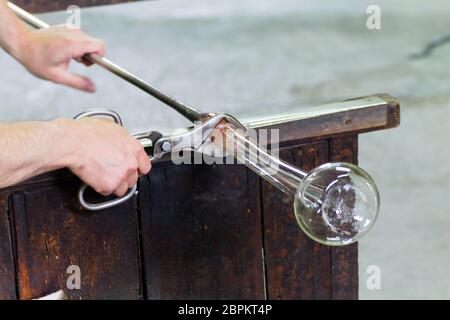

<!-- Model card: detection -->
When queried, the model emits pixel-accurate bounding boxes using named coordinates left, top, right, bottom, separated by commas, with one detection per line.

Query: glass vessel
left=218, top=123, right=380, bottom=246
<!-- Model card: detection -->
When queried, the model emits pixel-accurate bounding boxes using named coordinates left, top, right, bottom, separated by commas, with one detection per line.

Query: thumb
left=51, top=69, right=96, bottom=92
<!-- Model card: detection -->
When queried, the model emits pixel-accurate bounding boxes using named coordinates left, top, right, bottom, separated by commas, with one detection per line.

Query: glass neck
left=221, top=124, right=307, bottom=198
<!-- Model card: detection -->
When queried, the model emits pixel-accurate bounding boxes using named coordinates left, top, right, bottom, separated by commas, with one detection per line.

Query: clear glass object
left=218, top=123, right=380, bottom=246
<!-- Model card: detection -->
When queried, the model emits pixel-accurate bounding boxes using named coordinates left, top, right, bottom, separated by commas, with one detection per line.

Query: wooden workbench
left=0, top=93, right=400, bottom=299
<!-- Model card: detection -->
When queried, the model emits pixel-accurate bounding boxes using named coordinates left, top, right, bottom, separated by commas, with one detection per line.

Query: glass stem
left=221, top=123, right=307, bottom=199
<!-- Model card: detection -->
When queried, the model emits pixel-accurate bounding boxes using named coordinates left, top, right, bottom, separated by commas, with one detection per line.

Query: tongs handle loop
left=75, top=109, right=137, bottom=211
left=78, top=183, right=137, bottom=211
left=74, top=109, right=123, bottom=125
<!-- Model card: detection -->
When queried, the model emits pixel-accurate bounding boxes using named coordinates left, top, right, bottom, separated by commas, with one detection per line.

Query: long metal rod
left=7, top=1, right=204, bottom=122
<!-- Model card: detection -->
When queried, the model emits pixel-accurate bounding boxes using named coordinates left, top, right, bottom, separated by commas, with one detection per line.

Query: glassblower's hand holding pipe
left=0, top=0, right=105, bottom=92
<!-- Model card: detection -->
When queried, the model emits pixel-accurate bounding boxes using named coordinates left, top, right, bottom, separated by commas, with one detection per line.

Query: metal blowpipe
left=7, top=1, right=205, bottom=122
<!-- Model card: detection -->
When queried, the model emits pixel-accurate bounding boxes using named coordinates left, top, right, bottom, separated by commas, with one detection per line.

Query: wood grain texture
left=11, top=0, right=146, bottom=13
left=330, top=135, right=359, bottom=300
left=139, top=160, right=265, bottom=299
left=10, top=180, right=141, bottom=300
left=0, top=194, right=16, bottom=299
left=262, top=141, right=332, bottom=300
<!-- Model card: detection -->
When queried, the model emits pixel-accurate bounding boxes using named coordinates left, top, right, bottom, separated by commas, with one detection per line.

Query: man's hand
left=15, top=26, right=106, bottom=92
left=61, top=118, right=150, bottom=197
left=0, top=119, right=151, bottom=197
left=0, top=1, right=105, bottom=92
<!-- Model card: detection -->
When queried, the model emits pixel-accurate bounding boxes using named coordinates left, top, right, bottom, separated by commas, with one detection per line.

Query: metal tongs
left=74, top=110, right=245, bottom=210
left=8, top=1, right=248, bottom=210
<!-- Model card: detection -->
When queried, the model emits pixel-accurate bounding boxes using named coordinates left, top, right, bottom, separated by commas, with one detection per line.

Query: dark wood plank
left=10, top=180, right=141, bottom=300
left=11, top=0, right=147, bottom=13
left=139, top=160, right=265, bottom=299
left=0, top=194, right=17, bottom=299
left=139, top=165, right=195, bottom=299
left=330, top=135, right=359, bottom=300
left=262, top=141, right=331, bottom=300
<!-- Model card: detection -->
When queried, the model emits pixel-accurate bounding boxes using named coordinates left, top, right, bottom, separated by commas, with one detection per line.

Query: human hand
left=15, top=25, right=105, bottom=92
left=58, top=118, right=150, bottom=197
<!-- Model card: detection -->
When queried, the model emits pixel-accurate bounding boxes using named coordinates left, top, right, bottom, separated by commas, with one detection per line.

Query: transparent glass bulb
left=294, top=163, right=379, bottom=246
left=218, top=123, right=380, bottom=246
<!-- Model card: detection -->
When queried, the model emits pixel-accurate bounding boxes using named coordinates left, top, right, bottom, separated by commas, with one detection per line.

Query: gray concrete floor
left=0, top=0, right=449, bottom=299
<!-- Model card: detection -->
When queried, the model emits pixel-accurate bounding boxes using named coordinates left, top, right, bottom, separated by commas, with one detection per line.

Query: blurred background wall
left=0, top=0, right=448, bottom=299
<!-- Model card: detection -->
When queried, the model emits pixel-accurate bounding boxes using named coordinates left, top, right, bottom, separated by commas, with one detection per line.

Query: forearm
left=0, top=0, right=29, bottom=58
left=0, top=119, right=75, bottom=188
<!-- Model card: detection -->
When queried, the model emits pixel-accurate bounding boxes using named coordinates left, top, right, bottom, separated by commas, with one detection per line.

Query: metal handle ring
left=74, top=109, right=137, bottom=211
left=78, top=184, right=138, bottom=211
left=74, top=109, right=123, bottom=125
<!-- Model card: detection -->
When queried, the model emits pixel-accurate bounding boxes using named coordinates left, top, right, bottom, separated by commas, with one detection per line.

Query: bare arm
left=0, top=120, right=68, bottom=187
left=0, top=119, right=151, bottom=196
left=0, top=0, right=28, bottom=57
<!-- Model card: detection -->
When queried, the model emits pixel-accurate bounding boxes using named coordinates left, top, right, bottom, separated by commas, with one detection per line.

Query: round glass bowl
left=294, top=162, right=380, bottom=246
